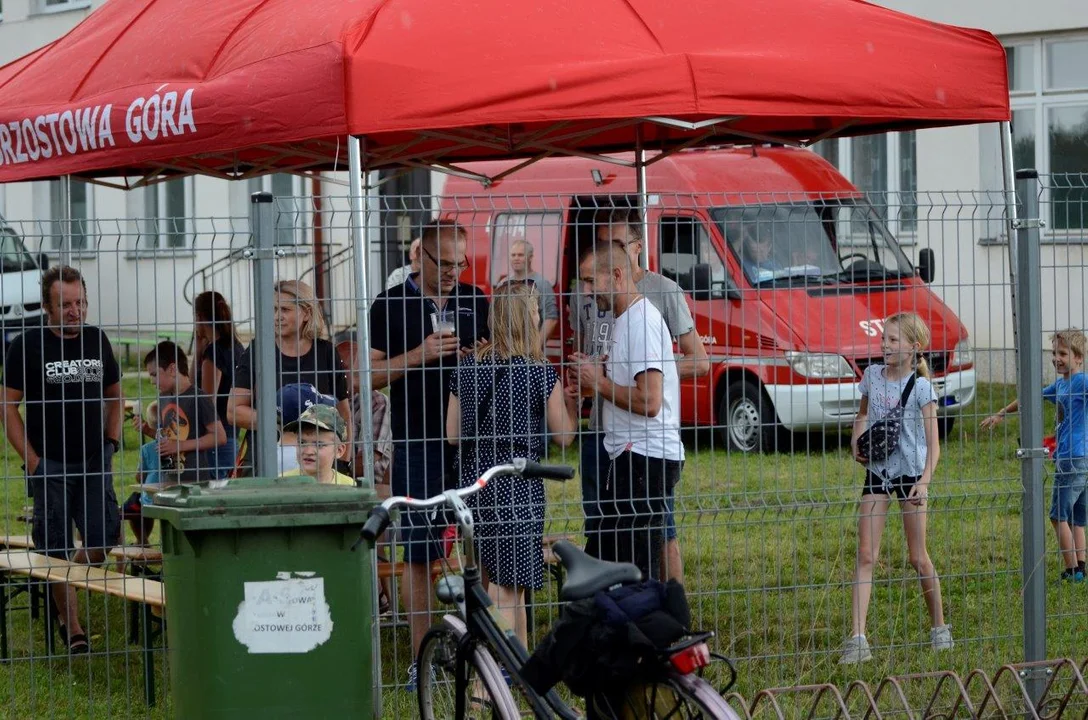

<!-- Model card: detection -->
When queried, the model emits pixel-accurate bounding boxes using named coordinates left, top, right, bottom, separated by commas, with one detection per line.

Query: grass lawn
left=1, top=379, right=1085, bottom=718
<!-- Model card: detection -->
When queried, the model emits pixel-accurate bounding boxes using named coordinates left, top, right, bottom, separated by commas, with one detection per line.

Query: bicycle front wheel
left=592, top=669, right=742, bottom=719
left=417, top=615, right=520, bottom=720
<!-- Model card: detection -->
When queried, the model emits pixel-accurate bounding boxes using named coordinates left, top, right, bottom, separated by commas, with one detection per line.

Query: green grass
left=2, top=380, right=1085, bottom=718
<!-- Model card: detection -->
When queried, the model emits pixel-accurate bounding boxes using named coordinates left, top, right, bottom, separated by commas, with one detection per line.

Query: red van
left=439, top=147, right=975, bottom=452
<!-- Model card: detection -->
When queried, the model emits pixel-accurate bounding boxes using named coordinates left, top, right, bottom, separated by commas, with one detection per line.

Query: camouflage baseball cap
left=283, top=404, right=347, bottom=442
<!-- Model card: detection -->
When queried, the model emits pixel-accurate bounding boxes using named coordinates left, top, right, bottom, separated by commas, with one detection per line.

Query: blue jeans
left=212, top=437, right=238, bottom=480
left=582, top=433, right=677, bottom=540
left=1051, top=457, right=1088, bottom=526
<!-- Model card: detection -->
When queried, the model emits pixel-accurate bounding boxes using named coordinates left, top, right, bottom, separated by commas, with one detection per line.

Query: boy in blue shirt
left=983, top=329, right=1088, bottom=580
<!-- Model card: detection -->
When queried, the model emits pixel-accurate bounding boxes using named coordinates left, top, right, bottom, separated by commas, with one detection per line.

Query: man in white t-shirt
left=568, top=243, right=684, bottom=580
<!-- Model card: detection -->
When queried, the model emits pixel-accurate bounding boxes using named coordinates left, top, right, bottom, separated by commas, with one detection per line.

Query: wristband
left=105, top=437, right=120, bottom=453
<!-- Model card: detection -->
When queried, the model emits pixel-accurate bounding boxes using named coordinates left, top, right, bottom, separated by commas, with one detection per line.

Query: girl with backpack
left=839, top=312, right=952, bottom=664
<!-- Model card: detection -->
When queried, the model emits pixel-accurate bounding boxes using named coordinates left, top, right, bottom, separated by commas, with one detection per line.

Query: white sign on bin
left=232, top=575, right=333, bottom=654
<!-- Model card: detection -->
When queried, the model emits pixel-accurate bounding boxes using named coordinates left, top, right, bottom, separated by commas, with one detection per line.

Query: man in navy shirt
left=369, top=220, right=489, bottom=684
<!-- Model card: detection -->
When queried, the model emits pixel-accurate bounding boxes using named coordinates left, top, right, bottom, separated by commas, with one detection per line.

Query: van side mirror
left=38, top=252, right=49, bottom=271
left=917, top=248, right=935, bottom=284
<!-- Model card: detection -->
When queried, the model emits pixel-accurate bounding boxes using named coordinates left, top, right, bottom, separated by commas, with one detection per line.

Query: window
left=48, top=178, right=92, bottom=252
left=490, top=212, right=562, bottom=287
left=658, top=215, right=728, bottom=297
left=36, top=0, right=91, bottom=12
left=140, top=178, right=191, bottom=250
left=248, top=174, right=309, bottom=246
left=1006, top=35, right=1088, bottom=233
left=810, top=131, right=917, bottom=236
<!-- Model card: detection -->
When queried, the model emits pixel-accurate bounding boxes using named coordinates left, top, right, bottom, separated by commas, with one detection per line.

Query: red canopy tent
left=0, top=0, right=1008, bottom=185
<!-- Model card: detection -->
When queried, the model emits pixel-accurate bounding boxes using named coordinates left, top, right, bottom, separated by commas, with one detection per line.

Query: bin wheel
left=417, top=616, right=519, bottom=720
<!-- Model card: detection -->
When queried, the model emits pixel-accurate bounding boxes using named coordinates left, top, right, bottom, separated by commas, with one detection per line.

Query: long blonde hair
left=273, top=279, right=328, bottom=341
left=884, top=311, right=932, bottom=378
left=477, top=283, right=544, bottom=363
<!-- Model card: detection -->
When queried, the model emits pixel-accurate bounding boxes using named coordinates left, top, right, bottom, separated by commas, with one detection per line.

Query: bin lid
left=145, top=476, right=378, bottom=530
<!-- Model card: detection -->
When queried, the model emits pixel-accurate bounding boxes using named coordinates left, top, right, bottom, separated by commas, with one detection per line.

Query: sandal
left=56, top=623, right=90, bottom=654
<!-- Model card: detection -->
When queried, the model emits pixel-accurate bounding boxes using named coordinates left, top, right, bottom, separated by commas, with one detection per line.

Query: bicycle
left=359, top=458, right=740, bottom=719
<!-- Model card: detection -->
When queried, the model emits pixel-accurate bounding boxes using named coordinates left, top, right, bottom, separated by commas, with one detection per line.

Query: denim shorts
left=582, top=434, right=678, bottom=540
left=392, top=440, right=453, bottom=564
left=1050, top=457, right=1088, bottom=526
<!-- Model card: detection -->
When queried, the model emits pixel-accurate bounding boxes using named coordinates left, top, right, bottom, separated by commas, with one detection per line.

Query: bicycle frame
left=442, top=485, right=579, bottom=720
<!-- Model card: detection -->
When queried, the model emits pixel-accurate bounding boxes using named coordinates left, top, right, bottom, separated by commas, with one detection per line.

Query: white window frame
left=248, top=174, right=311, bottom=247
left=1005, top=34, right=1088, bottom=239
left=135, top=177, right=194, bottom=254
left=34, top=0, right=93, bottom=15
left=489, top=211, right=563, bottom=287
left=46, top=177, right=94, bottom=256
left=812, top=132, right=917, bottom=243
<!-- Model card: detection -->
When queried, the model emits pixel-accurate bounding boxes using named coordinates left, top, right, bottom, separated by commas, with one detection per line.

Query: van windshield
left=711, top=199, right=915, bottom=287
left=0, top=226, right=39, bottom=273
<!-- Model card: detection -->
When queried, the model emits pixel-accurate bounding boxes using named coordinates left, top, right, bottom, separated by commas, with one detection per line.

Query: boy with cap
left=282, top=405, right=355, bottom=486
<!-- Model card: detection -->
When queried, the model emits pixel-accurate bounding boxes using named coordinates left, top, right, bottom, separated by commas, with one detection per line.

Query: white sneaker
left=838, top=634, right=872, bottom=664
left=930, top=625, right=954, bottom=650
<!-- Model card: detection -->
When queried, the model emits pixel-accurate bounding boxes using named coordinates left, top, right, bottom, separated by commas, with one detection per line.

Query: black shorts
left=863, top=471, right=920, bottom=500
left=28, top=445, right=121, bottom=560
left=586, top=450, right=682, bottom=581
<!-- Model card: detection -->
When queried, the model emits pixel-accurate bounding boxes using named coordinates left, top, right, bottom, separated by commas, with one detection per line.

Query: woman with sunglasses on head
left=228, top=279, right=352, bottom=475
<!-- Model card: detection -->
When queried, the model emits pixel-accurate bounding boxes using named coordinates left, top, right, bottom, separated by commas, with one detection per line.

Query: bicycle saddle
left=552, top=540, right=642, bottom=602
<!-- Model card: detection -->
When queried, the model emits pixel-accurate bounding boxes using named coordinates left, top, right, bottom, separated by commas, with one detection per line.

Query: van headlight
left=785, top=352, right=855, bottom=379
left=950, top=339, right=974, bottom=369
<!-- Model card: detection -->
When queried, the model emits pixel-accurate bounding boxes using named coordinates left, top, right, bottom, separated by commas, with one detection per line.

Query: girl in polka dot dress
left=446, top=283, right=576, bottom=647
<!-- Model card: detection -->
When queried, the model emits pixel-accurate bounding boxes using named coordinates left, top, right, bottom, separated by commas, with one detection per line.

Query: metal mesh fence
left=0, top=165, right=1085, bottom=717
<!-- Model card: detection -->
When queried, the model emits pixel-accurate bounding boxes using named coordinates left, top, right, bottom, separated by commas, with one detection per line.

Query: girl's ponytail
left=914, top=352, right=931, bottom=379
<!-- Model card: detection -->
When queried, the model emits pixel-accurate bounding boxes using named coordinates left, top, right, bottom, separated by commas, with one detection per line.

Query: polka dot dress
left=451, top=355, right=559, bottom=590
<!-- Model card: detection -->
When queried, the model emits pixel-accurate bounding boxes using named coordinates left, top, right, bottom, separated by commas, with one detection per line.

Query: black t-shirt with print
left=369, top=278, right=490, bottom=441
left=158, top=384, right=219, bottom=483
left=2, top=326, right=121, bottom=464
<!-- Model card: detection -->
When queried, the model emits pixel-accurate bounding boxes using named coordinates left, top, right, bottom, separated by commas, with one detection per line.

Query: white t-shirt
left=601, top=298, right=684, bottom=462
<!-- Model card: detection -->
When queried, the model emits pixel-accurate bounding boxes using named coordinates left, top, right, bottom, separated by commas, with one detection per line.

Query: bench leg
left=142, top=602, right=155, bottom=706
left=29, top=580, right=40, bottom=621
left=0, top=579, right=9, bottom=662
left=44, top=585, right=56, bottom=655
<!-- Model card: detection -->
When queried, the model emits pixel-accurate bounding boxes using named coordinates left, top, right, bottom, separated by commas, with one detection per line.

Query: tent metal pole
left=348, top=134, right=382, bottom=720
left=636, top=126, right=649, bottom=269
left=1001, top=121, right=1019, bottom=348
left=248, top=192, right=279, bottom=478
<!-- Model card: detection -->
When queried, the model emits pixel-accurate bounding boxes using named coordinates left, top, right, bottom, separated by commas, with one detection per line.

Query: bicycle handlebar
left=356, top=459, right=575, bottom=546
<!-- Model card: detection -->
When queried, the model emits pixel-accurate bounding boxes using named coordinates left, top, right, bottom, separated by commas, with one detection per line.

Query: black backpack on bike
left=521, top=579, right=691, bottom=699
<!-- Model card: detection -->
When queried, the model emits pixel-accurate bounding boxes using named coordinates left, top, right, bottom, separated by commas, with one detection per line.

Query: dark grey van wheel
left=718, top=379, right=779, bottom=453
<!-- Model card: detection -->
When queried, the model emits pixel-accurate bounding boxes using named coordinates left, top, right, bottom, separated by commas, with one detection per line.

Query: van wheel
left=937, top=416, right=955, bottom=440
left=718, top=379, right=778, bottom=453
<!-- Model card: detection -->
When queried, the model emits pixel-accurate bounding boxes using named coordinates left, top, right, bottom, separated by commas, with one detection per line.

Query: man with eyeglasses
left=368, top=219, right=489, bottom=687
left=568, top=208, right=709, bottom=585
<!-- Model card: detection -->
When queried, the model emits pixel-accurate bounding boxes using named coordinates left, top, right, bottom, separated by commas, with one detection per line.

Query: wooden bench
left=0, top=548, right=165, bottom=706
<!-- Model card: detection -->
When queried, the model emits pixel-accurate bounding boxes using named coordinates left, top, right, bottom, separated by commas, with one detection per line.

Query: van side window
left=658, top=216, right=727, bottom=295
left=490, top=212, right=563, bottom=288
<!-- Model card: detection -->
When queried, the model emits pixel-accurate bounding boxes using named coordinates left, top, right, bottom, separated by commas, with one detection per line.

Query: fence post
left=249, top=191, right=280, bottom=478
left=1014, top=169, right=1046, bottom=702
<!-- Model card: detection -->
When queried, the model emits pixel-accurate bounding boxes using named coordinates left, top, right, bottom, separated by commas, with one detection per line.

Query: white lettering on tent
left=0, top=124, right=15, bottom=165
left=98, top=104, right=115, bottom=148
left=178, top=89, right=196, bottom=134
left=0, top=88, right=196, bottom=167
left=232, top=576, right=333, bottom=654
left=125, top=97, right=145, bottom=143
left=58, top=110, right=78, bottom=154
left=34, top=116, right=53, bottom=159
left=9, top=121, right=28, bottom=163
left=75, top=107, right=99, bottom=152
left=21, top=119, right=40, bottom=161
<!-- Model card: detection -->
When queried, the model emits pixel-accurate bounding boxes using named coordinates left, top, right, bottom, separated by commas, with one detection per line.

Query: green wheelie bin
left=145, top=476, right=377, bottom=718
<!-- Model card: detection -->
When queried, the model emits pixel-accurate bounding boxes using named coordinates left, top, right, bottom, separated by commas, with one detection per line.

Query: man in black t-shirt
left=0, top=265, right=122, bottom=654
left=369, top=219, right=489, bottom=675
